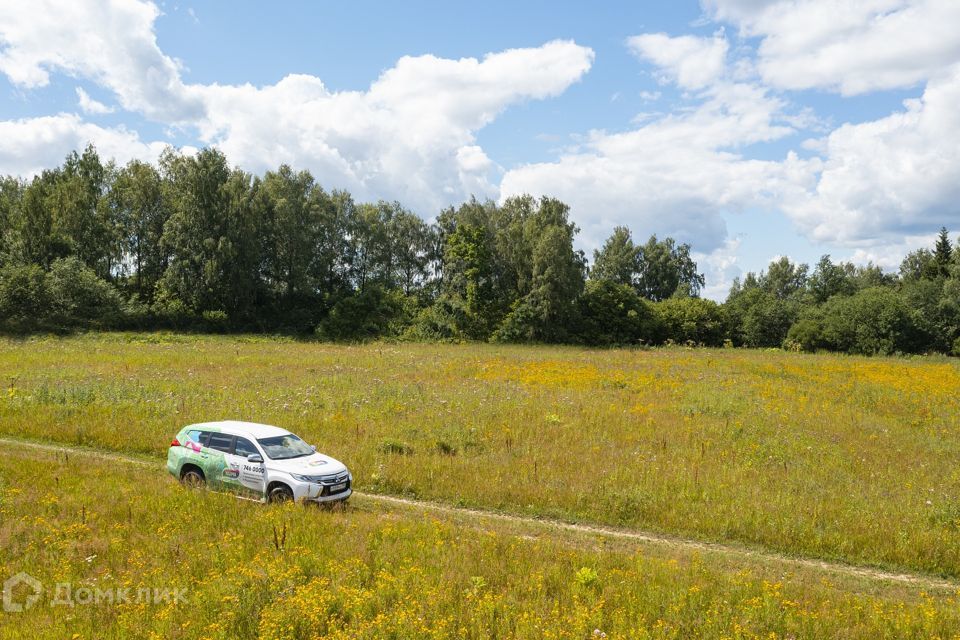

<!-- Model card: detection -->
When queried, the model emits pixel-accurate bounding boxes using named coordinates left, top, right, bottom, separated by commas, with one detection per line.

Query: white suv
left=167, top=420, right=352, bottom=504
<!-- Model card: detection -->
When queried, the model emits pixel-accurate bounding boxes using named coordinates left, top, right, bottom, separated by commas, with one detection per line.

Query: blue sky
left=2, top=0, right=959, bottom=298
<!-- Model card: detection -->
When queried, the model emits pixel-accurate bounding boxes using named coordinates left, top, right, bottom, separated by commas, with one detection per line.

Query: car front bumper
left=308, top=487, right=352, bottom=503
left=292, top=479, right=352, bottom=503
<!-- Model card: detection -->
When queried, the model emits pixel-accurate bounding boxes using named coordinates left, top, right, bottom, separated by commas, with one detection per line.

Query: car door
left=205, top=432, right=238, bottom=490
left=181, top=429, right=210, bottom=462
left=179, top=429, right=215, bottom=475
left=233, top=436, right=266, bottom=496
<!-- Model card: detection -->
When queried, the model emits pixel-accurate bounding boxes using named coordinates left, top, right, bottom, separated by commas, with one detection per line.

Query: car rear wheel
left=268, top=485, right=294, bottom=504
left=181, top=468, right=206, bottom=488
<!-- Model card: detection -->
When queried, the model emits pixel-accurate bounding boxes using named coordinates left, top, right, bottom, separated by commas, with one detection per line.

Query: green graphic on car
left=167, top=420, right=352, bottom=504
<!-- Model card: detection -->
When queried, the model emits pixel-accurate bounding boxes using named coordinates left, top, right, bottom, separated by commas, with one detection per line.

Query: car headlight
left=291, top=473, right=315, bottom=483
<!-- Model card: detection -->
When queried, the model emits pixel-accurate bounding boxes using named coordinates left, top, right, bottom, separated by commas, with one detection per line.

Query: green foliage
left=159, top=148, right=263, bottom=321
left=815, top=287, right=925, bottom=355
left=14, top=172, right=60, bottom=267
left=634, top=234, right=704, bottom=301
left=808, top=255, right=856, bottom=304
left=442, top=222, right=499, bottom=338
left=489, top=296, right=542, bottom=343
left=515, top=220, right=586, bottom=342
left=726, top=256, right=813, bottom=348
left=934, top=226, right=954, bottom=276
left=899, top=276, right=956, bottom=352
left=591, top=226, right=638, bottom=285
left=784, top=317, right=826, bottom=353
left=259, top=164, right=323, bottom=302
left=377, top=438, right=415, bottom=455
left=201, top=309, right=230, bottom=332
left=347, top=200, right=434, bottom=292
left=54, top=146, right=114, bottom=277
left=403, top=299, right=465, bottom=342
left=109, top=159, right=169, bottom=302
left=6, top=144, right=960, bottom=356
left=442, top=195, right=586, bottom=343
left=575, top=280, right=657, bottom=345
left=762, top=256, right=808, bottom=299
left=0, top=263, right=49, bottom=331
left=728, top=288, right=798, bottom=348
left=317, top=285, right=410, bottom=341
left=652, top=297, right=726, bottom=346
left=0, top=177, right=23, bottom=265
left=900, top=248, right=939, bottom=281
left=46, top=256, right=122, bottom=327
left=574, top=566, right=599, bottom=588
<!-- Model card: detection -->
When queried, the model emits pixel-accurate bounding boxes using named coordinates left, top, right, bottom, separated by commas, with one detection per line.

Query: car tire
left=181, top=468, right=206, bottom=488
left=268, top=485, right=294, bottom=504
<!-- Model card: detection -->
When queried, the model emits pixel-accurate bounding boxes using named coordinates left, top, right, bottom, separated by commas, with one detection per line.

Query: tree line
left=0, top=145, right=958, bottom=356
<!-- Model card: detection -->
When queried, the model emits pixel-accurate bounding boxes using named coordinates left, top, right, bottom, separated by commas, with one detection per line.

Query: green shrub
left=818, top=287, right=925, bottom=355
left=652, top=297, right=727, bottom=346
left=317, top=286, right=412, bottom=341
left=201, top=309, right=230, bottom=332
left=434, top=440, right=458, bottom=456
left=785, top=317, right=827, bottom=353
left=490, top=297, right=541, bottom=343
left=403, top=299, right=464, bottom=342
left=574, top=280, right=659, bottom=346
left=0, top=263, right=50, bottom=331
left=46, top=257, right=123, bottom=328
left=574, top=566, right=599, bottom=588
left=377, top=439, right=414, bottom=455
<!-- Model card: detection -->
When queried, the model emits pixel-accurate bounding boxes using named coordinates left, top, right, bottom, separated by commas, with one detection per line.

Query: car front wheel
left=268, top=485, right=294, bottom=503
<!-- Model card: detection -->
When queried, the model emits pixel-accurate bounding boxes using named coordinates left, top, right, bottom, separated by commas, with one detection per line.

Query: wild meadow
left=3, top=334, right=960, bottom=578
left=2, top=333, right=960, bottom=637
left=2, top=445, right=960, bottom=640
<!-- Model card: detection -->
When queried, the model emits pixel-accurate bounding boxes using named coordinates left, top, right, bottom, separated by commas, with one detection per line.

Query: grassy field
left=3, top=334, right=960, bottom=576
left=2, top=333, right=960, bottom=636
left=2, top=445, right=960, bottom=639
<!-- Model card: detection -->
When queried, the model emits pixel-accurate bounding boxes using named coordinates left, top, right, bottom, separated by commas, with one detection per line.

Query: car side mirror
left=311, top=445, right=317, bottom=452
left=247, top=454, right=263, bottom=464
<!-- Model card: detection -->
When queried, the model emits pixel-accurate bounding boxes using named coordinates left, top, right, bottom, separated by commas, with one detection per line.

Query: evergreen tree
left=934, top=226, right=953, bottom=277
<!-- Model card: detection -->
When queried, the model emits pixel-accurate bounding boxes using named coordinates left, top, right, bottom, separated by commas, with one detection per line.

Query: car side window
left=187, top=430, right=207, bottom=445
left=207, top=433, right=234, bottom=454
left=234, top=437, right=259, bottom=458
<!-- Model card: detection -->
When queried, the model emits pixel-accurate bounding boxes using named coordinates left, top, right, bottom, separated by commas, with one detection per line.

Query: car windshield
left=256, top=433, right=313, bottom=460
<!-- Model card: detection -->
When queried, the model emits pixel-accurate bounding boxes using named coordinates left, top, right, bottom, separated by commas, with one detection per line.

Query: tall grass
left=2, top=333, right=959, bottom=578
left=2, top=447, right=960, bottom=639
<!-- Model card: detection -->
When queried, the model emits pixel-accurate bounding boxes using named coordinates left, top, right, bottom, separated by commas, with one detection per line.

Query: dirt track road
left=3, top=436, right=957, bottom=592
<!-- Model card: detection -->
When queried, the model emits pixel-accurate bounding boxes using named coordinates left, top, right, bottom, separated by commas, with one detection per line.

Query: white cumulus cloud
left=501, top=32, right=809, bottom=254
left=193, top=40, right=595, bottom=212
left=705, top=0, right=960, bottom=95
left=0, top=114, right=168, bottom=178
left=627, top=32, right=729, bottom=89
left=0, top=0, right=594, bottom=214
left=781, top=64, right=960, bottom=245
left=75, top=87, right=114, bottom=114
left=0, top=0, right=204, bottom=122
